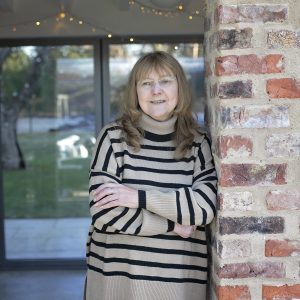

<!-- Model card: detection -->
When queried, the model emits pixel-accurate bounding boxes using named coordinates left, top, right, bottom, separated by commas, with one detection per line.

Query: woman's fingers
left=92, top=183, right=138, bottom=209
left=93, top=183, right=119, bottom=202
left=173, top=223, right=195, bottom=238
left=95, top=194, right=118, bottom=207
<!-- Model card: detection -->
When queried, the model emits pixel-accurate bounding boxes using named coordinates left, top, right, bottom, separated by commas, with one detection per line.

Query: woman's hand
left=93, top=183, right=138, bottom=209
left=173, top=223, right=196, bottom=238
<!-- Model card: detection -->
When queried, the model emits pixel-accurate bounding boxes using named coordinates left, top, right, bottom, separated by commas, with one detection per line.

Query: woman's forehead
left=137, top=66, right=174, bottom=80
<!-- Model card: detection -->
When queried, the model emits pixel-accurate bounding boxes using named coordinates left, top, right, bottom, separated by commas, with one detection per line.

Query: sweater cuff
left=138, top=190, right=146, bottom=209
left=167, top=220, right=175, bottom=232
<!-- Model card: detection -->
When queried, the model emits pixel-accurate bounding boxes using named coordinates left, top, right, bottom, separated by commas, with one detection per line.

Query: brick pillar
left=204, top=0, right=300, bottom=299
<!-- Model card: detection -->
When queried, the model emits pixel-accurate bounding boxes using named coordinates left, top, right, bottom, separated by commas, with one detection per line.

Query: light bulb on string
left=1, top=10, right=115, bottom=37
left=59, top=12, right=66, bottom=19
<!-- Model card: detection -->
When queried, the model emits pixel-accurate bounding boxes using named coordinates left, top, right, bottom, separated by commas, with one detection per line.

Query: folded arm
left=89, top=125, right=174, bottom=236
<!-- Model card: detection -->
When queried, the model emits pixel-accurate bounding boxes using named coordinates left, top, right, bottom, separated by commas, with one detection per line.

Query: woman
left=85, top=51, right=217, bottom=300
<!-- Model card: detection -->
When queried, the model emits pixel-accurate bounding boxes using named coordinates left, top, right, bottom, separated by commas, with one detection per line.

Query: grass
left=3, top=131, right=93, bottom=218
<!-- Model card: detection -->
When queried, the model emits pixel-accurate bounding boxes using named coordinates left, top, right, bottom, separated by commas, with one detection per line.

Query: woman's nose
left=152, top=82, right=162, bottom=93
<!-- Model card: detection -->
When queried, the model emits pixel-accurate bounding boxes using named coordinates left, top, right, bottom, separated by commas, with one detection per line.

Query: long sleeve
left=137, top=136, right=217, bottom=226
left=89, top=124, right=174, bottom=236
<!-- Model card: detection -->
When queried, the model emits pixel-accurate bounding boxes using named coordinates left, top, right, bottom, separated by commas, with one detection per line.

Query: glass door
left=1, top=45, right=95, bottom=259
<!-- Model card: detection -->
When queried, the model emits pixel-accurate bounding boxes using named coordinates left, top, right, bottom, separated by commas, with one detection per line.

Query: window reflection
left=109, top=43, right=204, bottom=125
left=56, top=134, right=96, bottom=169
left=2, top=45, right=95, bottom=259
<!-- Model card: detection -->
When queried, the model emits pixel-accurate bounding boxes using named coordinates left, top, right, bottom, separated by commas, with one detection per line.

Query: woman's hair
left=118, top=51, right=201, bottom=159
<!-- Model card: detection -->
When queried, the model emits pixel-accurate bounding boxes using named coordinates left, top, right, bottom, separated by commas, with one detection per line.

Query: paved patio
left=4, top=218, right=91, bottom=259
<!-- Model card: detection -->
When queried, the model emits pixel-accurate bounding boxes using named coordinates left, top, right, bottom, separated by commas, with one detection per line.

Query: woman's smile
left=150, top=100, right=166, bottom=104
left=137, top=69, right=178, bottom=121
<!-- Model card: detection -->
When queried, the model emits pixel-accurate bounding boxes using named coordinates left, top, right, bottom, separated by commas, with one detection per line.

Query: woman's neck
left=139, top=113, right=177, bottom=134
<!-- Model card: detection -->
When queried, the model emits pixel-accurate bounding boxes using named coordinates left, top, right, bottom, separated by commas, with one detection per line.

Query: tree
left=0, top=47, right=50, bottom=169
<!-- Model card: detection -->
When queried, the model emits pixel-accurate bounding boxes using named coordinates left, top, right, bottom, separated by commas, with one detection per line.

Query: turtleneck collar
left=139, top=113, right=177, bottom=135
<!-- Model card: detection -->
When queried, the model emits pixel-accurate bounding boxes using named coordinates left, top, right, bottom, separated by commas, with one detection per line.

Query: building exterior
left=205, top=1, right=300, bottom=299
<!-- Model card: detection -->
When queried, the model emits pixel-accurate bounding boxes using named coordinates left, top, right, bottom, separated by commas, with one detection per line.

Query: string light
left=128, top=0, right=201, bottom=19
left=59, top=12, right=66, bottom=19
left=0, top=3, right=200, bottom=40
left=0, top=10, right=114, bottom=36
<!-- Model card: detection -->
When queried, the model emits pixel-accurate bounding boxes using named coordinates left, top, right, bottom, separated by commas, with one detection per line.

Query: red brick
left=268, top=30, right=300, bottom=48
left=205, top=60, right=212, bottom=77
left=216, top=285, right=251, bottom=300
left=219, top=216, right=284, bottom=235
left=267, top=78, right=300, bottom=98
left=217, top=262, right=285, bottom=279
left=266, top=190, right=300, bottom=210
left=217, top=28, right=253, bottom=50
left=220, top=164, right=287, bottom=187
left=263, top=284, right=300, bottom=300
left=217, top=135, right=253, bottom=158
left=218, top=239, right=251, bottom=259
left=218, top=80, right=253, bottom=99
left=220, top=105, right=289, bottom=129
left=219, top=191, right=253, bottom=211
left=265, top=240, right=300, bottom=257
left=216, top=55, right=284, bottom=76
left=216, top=5, right=288, bottom=24
left=266, top=133, right=300, bottom=157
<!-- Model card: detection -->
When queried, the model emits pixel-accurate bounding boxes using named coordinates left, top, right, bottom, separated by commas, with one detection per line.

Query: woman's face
left=136, top=68, right=178, bottom=121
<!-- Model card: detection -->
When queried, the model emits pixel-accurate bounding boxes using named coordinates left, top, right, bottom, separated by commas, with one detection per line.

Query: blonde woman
left=85, top=51, right=217, bottom=300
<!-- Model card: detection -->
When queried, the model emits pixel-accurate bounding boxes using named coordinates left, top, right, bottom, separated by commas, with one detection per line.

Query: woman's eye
left=142, top=81, right=152, bottom=86
left=160, top=80, right=170, bottom=84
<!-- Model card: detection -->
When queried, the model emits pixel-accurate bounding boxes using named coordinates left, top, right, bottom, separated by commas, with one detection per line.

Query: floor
left=1, top=218, right=90, bottom=299
left=0, top=269, right=86, bottom=300
left=5, top=218, right=90, bottom=259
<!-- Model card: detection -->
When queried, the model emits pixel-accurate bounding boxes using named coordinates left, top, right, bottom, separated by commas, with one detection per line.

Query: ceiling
left=0, top=0, right=204, bottom=39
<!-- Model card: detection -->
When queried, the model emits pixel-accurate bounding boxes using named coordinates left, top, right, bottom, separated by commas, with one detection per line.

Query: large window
left=1, top=45, right=95, bottom=259
left=0, top=38, right=203, bottom=266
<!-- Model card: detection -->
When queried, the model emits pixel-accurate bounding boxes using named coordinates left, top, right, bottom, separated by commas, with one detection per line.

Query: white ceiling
left=0, top=0, right=204, bottom=39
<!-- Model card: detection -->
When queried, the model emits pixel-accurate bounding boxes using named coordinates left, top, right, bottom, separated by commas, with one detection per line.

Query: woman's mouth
left=150, top=100, right=166, bottom=104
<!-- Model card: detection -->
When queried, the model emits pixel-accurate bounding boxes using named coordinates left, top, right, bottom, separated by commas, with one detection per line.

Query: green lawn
left=3, top=131, right=93, bottom=218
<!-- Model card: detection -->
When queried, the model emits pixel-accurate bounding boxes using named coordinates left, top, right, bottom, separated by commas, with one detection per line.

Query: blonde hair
left=118, top=51, right=201, bottom=159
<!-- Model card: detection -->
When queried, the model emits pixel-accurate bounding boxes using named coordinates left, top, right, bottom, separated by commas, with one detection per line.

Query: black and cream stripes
left=85, top=113, right=217, bottom=300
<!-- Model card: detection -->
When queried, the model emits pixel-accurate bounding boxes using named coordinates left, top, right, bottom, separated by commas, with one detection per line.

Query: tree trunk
left=1, top=105, right=25, bottom=169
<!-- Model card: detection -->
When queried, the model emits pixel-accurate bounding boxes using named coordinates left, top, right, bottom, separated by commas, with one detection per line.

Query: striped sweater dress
left=85, top=113, right=217, bottom=300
